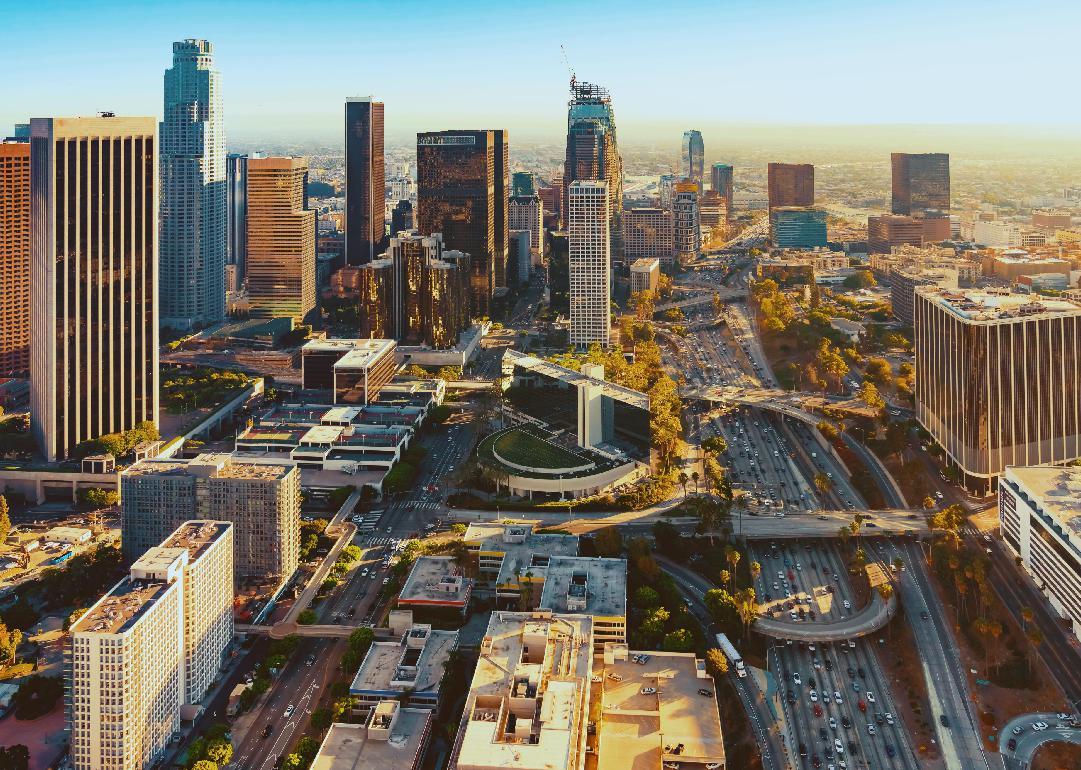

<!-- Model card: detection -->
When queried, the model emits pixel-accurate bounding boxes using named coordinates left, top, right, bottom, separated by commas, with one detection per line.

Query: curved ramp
left=755, top=591, right=897, bottom=641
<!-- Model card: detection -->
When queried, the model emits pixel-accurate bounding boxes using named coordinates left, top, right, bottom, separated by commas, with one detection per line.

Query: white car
left=641, top=687, right=657, bottom=695
left=834, top=738, right=844, bottom=755
left=284, top=704, right=296, bottom=717
left=866, top=691, right=876, bottom=703
left=1032, top=721, right=1049, bottom=731
left=793, top=672, right=802, bottom=685
left=809, top=690, right=818, bottom=702
left=885, top=712, right=894, bottom=725
left=842, top=599, right=852, bottom=610
left=867, top=724, right=876, bottom=736
left=834, top=691, right=842, bottom=704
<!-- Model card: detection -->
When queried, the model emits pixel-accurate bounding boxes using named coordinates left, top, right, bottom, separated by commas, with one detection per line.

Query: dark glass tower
left=682, top=130, right=704, bottom=185
left=767, top=162, right=814, bottom=210
left=345, top=97, right=385, bottom=265
left=891, top=152, right=950, bottom=216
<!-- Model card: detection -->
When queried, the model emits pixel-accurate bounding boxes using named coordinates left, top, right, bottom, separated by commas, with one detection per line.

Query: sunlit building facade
left=0, top=140, right=29, bottom=375
left=345, top=97, right=385, bottom=265
left=681, top=129, right=704, bottom=186
left=767, top=162, right=814, bottom=210
left=564, top=81, right=623, bottom=258
left=568, top=181, right=611, bottom=348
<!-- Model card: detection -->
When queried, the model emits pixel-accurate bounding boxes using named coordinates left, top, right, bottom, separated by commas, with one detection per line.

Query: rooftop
left=398, top=556, right=473, bottom=607
left=463, top=521, right=580, bottom=587
left=304, top=337, right=396, bottom=359
left=917, top=287, right=1081, bottom=323
left=311, top=707, right=431, bottom=770
left=629, top=258, right=660, bottom=272
left=349, top=625, right=459, bottom=697
left=158, top=520, right=232, bottom=563
left=1005, top=466, right=1081, bottom=543
left=503, top=350, right=649, bottom=411
left=71, top=574, right=176, bottom=636
left=124, top=453, right=292, bottom=481
left=538, top=556, right=627, bottom=618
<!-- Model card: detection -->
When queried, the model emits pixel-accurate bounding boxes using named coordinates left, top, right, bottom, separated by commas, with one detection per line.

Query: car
left=814, top=703, right=823, bottom=718
left=793, top=672, right=802, bottom=685
left=857, top=667, right=866, bottom=678
left=846, top=668, right=856, bottom=679
left=939, top=714, right=950, bottom=728
left=591, top=675, right=602, bottom=683
left=867, top=724, right=876, bottom=736
left=810, top=690, right=818, bottom=702
left=813, top=658, right=821, bottom=670
left=841, top=716, right=852, bottom=729
left=261, top=724, right=273, bottom=738
left=828, top=716, right=837, bottom=729
left=824, top=659, right=833, bottom=671
left=305, top=654, right=315, bottom=667
left=808, top=676, right=817, bottom=689
left=866, top=691, right=875, bottom=703
left=852, top=682, right=861, bottom=692
left=874, top=713, right=884, bottom=726
left=920, top=610, right=928, bottom=620
left=819, top=727, right=828, bottom=740
left=1012, top=725, right=1024, bottom=735
left=382, top=577, right=390, bottom=585
left=833, top=691, right=842, bottom=704
left=834, top=739, right=844, bottom=755
left=1056, top=712, right=1073, bottom=720
left=842, top=599, right=851, bottom=610
left=885, top=744, right=896, bottom=758
left=1032, top=721, right=1049, bottom=731
left=284, top=704, right=295, bottom=718
left=697, top=688, right=713, bottom=697
left=799, top=743, right=808, bottom=757
left=787, top=690, right=797, bottom=704
left=640, top=687, right=657, bottom=695
left=811, top=755, right=821, bottom=769
left=1007, top=738, right=1017, bottom=751
left=858, top=700, right=866, bottom=713
left=608, top=673, right=623, bottom=682
left=885, top=713, right=894, bottom=726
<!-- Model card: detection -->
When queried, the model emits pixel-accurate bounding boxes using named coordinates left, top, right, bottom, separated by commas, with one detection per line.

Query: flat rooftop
left=629, top=258, right=659, bottom=272
left=125, top=454, right=292, bottom=481
left=350, top=626, right=458, bottom=697
left=158, top=520, right=231, bottom=562
left=917, top=287, right=1081, bottom=322
left=304, top=337, right=396, bottom=357
left=398, top=556, right=473, bottom=606
left=538, top=556, right=627, bottom=617
left=1005, top=466, right=1081, bottom=540
left=335, top=345, right=395, bottom=371
left=311, top=709, right=431, bottom=770
left=593, top=648, right=725, bottom=770
left=503, top=349, right=649, bottom=411
left=71, top=575, right=175, bottom=636
left=463, top=521, right=580, bottom=586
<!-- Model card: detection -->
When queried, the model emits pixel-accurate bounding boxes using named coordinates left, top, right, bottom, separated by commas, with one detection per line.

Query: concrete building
left=30, top=116, right=159, bottom=462
left=1032, top=209, right=1072, bottom=231
left=448, top=611, right=594, bottom=770
left=68, top=521, right=233, bottom=770
left=914, top=288, right=1081, bottom=491
left=699, top=190, right=727, bottom=236
left=1018, top=272, right=1069, bottom=292
left=509, top=230, right=531, bottom=286
left=681, top=130, right=704, bottom=185
left=312, top=702, right=432, bottom=770
left=225, top=153, right=249, bottom=288
left=891, top=152, right=950, bottom=216
left=623, top=208, right=674, bottom=266
left=121, top=454, right=300, bottom=587
left=769, top=207, right=827, bottom=249
left=629, top=258, right=660, bottom=294
left=160, top=39, right=226, bottom=330
left=974, top=220, right=1027, bottom=249
left=989, top=252, right=1071, bottom=283
left=247, top=156, right=316, bottom=323
left=672, top=183, right=701, bottom=266
left=1000, top=466, right=1081, bottom=642
left=301, top=338, right=398, bottom=404
left=344, top=97, right=385, bottom=265
left=767, top=163, right=814, bottom=210
left=509, top=194, right=544, bottom=261
left=397, top=556, right=473, bottom=615
left=868, top=214, right=925, bottom=254
left=890, top=267, right=958, bottom=325
left=537, top=556, right=626, bottom=652
left=0, top=140, right=29, bottom=375
left=568, top=180, right=611, bottom=348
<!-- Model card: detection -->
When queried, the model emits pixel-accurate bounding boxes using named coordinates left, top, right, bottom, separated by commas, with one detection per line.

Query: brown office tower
left=564, top=81, right=623, bottom=259
left=891, top=153, right=950, bottom=216
left=767, top=163, right=814, bottom=210
left=246, top=157, right=316, bottom=323
left=868, top=214, right=925, bottom=253
left=710, top=163, right=734, bottom=220
left=345, top=97, right=385, bottom=264
left=30, top=117, right=159, bottom=462
left=0, top=141, right=29, bottom=376
left=416, top=130, right=508, bottom=315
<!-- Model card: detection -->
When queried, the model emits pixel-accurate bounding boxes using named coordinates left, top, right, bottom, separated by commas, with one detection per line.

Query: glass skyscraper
left=682, top=130, right=704, bottom=185
left=564, top=80, right=623, bottom=259
left=345, top=97, right=385, bottom=265
left=159, top=39, right=226, bottom=330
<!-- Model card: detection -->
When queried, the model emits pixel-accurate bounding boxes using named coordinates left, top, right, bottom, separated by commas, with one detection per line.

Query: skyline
left=4, top=0, right=1081, bottom=150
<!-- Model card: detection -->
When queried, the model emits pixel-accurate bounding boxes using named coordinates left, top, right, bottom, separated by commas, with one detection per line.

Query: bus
left=716, top=633, right=747, bottom=677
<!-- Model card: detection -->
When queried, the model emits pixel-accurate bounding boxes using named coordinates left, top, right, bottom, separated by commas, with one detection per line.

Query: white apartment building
left=1000, top=466, right=1081, bottom=641
left=509, top=195, right=544, bottom=261
left=568, top=181, right=611, bottom=349
left=629, top=257, right=660, bottom=294
left=973, top=220, right=1045, bottom=249
left=69, top=521, right=234, bottom=770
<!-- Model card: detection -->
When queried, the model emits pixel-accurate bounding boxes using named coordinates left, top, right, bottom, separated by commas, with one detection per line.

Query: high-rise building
left=867, top=214, right=925, bottom=253
left=568, top=180, right=611, bottom=348
left=0, top=140, right=30, bottom=376
left=767, top=162, right=814, bottom=210
left=416, top=130, right=508, bottom=314
left=345, top=98, right=385, bottom=265
left=891, top=152, right=950, bottom=216
left=673, top=183, right=701, bottom=266
left=711, top=163, right=734, bottom=217
left=629, top=258, right=660, bottom=294
left=68, top=520, right=233, bottom=770
left=769, top=207, right=827, bottom=249
left=914, top=287, right=1081, bottom=492
left=564, top=81, right=623, bottom=258
left=357, top=232, right=471, bottom=350
left=122, top=453, right=301, bottom=586
left=699, top=190, right=727, bottom=234
left=159, top=39, right=226, bottom=330
left=682, top=129, right=704, bottom=185
left=511, top=171, right=537, bottom=197
left=623, top=208, right=674, bottom=266
left=390, top=199, right=414, bottom=237
left=30, top=116, right=159, bottom=462
left=508, top=194, right=543, bottom=259
left=246, top=156, right=316, bottom=323
left=658, top=174, right=678, bottom=211
left=225, top=153, right=248, bottom=289
left=509, top=230, right=531, bottom=286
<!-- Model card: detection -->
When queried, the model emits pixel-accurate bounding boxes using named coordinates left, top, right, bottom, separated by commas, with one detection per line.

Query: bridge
left=754, top=590, right=897, bottom=641
left=685, top=385, right=880, bottom=422
left=655, top=286, right=747, bottom=313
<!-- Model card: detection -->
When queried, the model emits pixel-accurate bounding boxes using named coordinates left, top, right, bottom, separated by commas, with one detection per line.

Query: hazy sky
left=3, top=0, right=1080, bottom=146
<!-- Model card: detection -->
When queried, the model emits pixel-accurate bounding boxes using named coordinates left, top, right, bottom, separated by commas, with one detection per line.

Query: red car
left=813, top=704, right=823, bottom=718
left=858, top=700, right=867, bottom=712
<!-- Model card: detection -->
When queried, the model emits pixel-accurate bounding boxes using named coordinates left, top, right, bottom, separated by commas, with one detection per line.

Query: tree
left=922, top=496, right=936, bottom=511
left=719, top=569, right=731, bottom=589
left=0, top=745, right=30, bottom=770
left=661, top=628, right=695, bottom=652
left=814, top=472, right=833, bottom=493
left=691, top=470, right=700, bottom=495
left=634, top=586, right=661, bottom=610
left=0, top=494, right=9, bottom=543
left=750, top=561, right=762, bottom=584
left=704, top=648, right=729, bottom=677
left=858, top=381, right=885, bottom=410
left=725, top=546, right=742, bottom=583
left=190, top=762, right=218, bottom=770
left=310, top=707, right=333, bottom=732
left=297, top=609, right=318, bottom=625
left=0, top=621, right=22, bottom=665
left=678, top=472, right=689, bottom=499
left=204, top=740, right=233, bottom=767
left=702, top=435, right=727, bottom=455
left=1020, top=606, right=1034, bottom=631
left=594, top=527, right=624, bottom=557
left=341, top=626, right=375, bottom=672
left=864, top=357, right=893, bottom=387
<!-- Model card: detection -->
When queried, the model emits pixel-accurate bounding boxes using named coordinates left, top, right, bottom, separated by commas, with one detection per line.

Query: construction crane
left=560, top=44, right=576, bottom=91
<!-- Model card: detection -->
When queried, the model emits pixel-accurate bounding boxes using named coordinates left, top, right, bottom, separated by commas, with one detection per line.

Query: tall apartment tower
left=30, top=116, right=159, bottom=462
left=891, top=152, right=950, bottom=216
left=673, top=183, right=701, bottom=266
left=509, top=194, right=544, bottom=259
left=767, top=162, right=814, bottom=210
left=416, top=129, right=508, bottom=315
left=0, top=140, right=30, bottom=376
left=682, top=130, right=704, bottom=186
left=246, top=156, right=316, bottom=323
left=564, top=81, right=623, bottom=259
left=711, top=163, right=734, bottom=218
left=68, top=521, right=233, bottom=770
left=122, top=453, right=301, bottom=587
left=225, top=153, right=248, bottom=288
left=345, top=98, right=385, bottom=265
left=159, top=39, right=226, bottom=330
left=568, top=180, right=611, bottom=348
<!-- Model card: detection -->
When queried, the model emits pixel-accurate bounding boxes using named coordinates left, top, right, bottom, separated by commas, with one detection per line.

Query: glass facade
left=767, top=162, right=814, bottom=210
left=345, top=98, right=385, bottom=265
left=891, top=152, right=950, bottom=216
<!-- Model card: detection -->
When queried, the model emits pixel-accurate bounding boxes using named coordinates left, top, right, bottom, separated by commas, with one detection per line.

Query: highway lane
left=998, top=712, right=1081, bottom=769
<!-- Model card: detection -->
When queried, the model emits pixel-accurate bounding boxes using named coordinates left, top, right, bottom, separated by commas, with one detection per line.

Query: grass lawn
left=491, top=428, right=587, bottom=470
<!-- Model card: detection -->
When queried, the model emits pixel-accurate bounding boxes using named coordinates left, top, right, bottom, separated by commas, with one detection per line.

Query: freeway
left=998, top=712, right=1081, bottom=769
left=756, top=591, right=895, bottom=642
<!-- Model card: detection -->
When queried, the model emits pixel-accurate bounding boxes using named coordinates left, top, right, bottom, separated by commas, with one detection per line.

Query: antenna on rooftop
left=560, top=44, right=576, bottom=91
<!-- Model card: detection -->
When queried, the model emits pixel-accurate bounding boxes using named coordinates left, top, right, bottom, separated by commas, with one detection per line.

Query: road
left=998, top=712, right=1081, bottom=769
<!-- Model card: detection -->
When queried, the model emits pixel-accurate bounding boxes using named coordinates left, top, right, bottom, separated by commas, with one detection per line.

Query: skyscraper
left=345, top=97, right=385, bottom=265
left=509, top=194, right=543, bottom=258
left=511, top=171, right=538, bottom=197
left=416, top=129, right=508, bottom=315
left=225, top=153, right=248, bottom=289
left=891, top=152, right=950, bottom=216
left=30, top=116, right=159, bottom=462
left=0, top=140, right=30, bottom=376
left=682, top=130, right=704, bottom=185
left=564, top=80, right=623, bottom=259
left=767, top=162, right=814, bottom=210
left=710, top=163, right=734, bottom=218
left=246, top=156, right=316, bottom=323
left=159, top=39, right=226, bottom=330
left=568, top=180, right=611, bottom=348
left=672, top=183, right=701, bottom=266
left=390, top=199, right=414, bottom=237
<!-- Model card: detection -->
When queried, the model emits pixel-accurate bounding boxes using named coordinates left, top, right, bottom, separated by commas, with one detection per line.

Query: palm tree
left=726, top=547, right=742, bottom=584
left=814, top=472, right=833, bottom=494
left=838, top=525, right=851, bottom=550
left=737, top=587, right=758, bottom=641
left=1020, top=606, right=1034, bottom=631
left=750, top=561, right=762, bottom=586
left=1026, top=627, right=1044, bottom=675
left=678, top=471, right=690, bottom=499
left=720, top=569, right=731, bottom=589
left=691, top=471, right=700, bottom=495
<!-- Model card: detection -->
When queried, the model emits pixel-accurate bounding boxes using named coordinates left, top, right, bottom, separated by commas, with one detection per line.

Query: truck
left=716, top=633, right=747, bottom=677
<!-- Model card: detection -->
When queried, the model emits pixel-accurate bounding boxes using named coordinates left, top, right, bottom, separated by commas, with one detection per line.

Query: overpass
left=754, top=590, right=897, bottom=641
left=655, top=287, right=747, bottom=313
left=686, top=385, right=880, bottom=421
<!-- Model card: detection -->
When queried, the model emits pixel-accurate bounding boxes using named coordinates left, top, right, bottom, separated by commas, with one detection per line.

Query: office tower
left=699, top=190, right=727, bottom=234
left=914, top=287, right=1081, bottom=492
left=246, top=156, right=316, bottom=323
left=891, top=152, right=950, bottom=216
left=69, top=521, right=233, bottom=770
left=658, top=174, right=678, bottom=211
left=568, top=180, right=611, bottom=348
left=673, top=183, right=701, bottom=266
left=769, top=207, right=827, bottom=249
left=345, top=97, right=385, bottom=265
left=767, top=162, right=814, bottom=210
left=416, top=129, right=508, bottom=314
left=357, top=232, right=471, bottom=349
left=711, top=163, right=734, bottom=218
left=682, top=129, right=704, bottom=185
left=623, top=208, right=674, bottom=266
left=300, top=338, right=398, bottom=403
left=30, top=116, right=159, bottom=462
left=0, top=140, right=29, bottom=375
left=564, top=81, right=623, bottom=258
left=508, top=230, right=530, bottom=285
left=508, top=194, right=543, bottom=259
left=390, top=199, right=414, bottom=237
left=225, top=153, right=247, bottom=289
left=511, top=171, right=537, bottom=197
left=122, top=454, right=301, bottom=586
left=629, top=258, right=660, bottom=294
left=889, top=267, right=958, bottom=325
left=867, top=214, right=925, bottom=253
left=159, top=39, right=226, bottom=330
left=537, top=184, right=561, bottom=224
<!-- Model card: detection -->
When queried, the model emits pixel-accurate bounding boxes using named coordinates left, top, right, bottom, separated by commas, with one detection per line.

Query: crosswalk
left=363, top=536, right=397, bottom=547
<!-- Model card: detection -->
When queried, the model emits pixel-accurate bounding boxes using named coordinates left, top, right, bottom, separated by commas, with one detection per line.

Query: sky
left=2, top=0, right=1080, bottom=147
